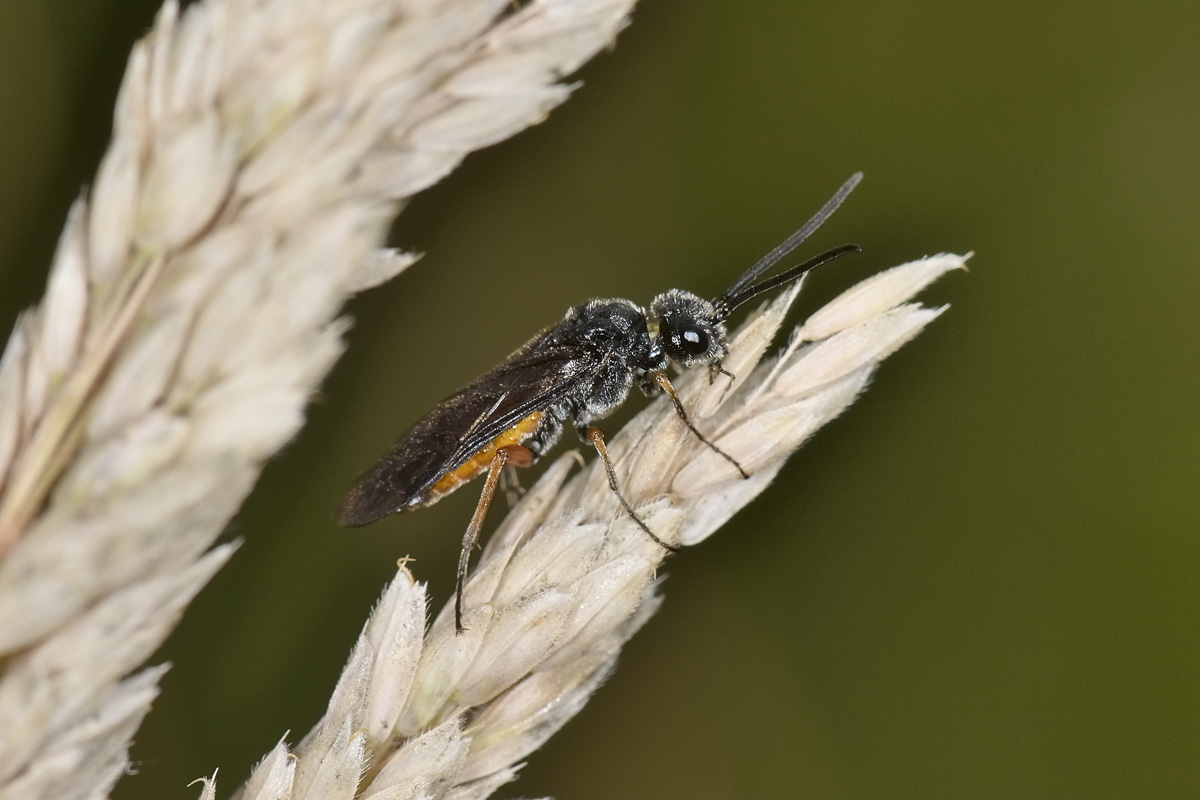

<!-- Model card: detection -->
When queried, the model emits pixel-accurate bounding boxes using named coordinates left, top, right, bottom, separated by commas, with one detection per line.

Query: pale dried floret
left=39, top=204, right=89, bottom=380
left=0, top=322, right=30, bottom=491
left=0, top=1, right=645, bottom=797
left=798, top=252, right=967, bottom=341
left=234, top=741, right=296, bottom=800
left=360, top=567, right=428, bottom=743
left=363, top=719, right=468, bottom=799
left=291, top=715, right=368, bottom=800
left=350, top=249, right=423, bottom=294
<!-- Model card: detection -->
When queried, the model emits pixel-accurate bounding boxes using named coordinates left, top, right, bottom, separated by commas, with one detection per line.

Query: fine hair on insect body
left=338, top=173, right=865, bottom=631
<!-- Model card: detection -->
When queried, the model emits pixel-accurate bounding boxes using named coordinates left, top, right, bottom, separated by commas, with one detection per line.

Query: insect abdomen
left=419, top=410, right=546, bottom=505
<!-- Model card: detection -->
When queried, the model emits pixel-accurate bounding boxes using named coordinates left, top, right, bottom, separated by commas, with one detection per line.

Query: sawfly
left=338, top=173, right=864, bottom=630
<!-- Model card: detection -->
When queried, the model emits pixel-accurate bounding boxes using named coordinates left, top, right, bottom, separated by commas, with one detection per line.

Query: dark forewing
left=336, top=330, right=591, bottom=527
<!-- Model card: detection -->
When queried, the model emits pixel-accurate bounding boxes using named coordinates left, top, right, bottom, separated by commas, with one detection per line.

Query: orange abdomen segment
left=427, top=411, right=544, bottom=501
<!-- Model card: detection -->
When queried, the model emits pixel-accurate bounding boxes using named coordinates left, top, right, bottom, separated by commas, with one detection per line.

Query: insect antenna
left=714, top=243, right=862, bottom=321
left=713, top=171, right=864, bottom=321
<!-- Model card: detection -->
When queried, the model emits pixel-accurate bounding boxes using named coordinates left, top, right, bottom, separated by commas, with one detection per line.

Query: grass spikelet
left=0, top=1, right=640, bottom=797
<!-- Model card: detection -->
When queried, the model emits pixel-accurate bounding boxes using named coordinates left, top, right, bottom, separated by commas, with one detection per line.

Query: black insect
left=338, top=173, right=864, bottom=631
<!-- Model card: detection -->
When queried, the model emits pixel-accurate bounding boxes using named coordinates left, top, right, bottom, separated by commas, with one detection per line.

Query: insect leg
left=500, top=465, right=526, bottom=508
left=650, top=372, right=749, bottom=479
left=708, top=362, right=736, bottom=384
left=584, top=426, right=679, bottom=553
left=455, top=444, right=534, bottom=633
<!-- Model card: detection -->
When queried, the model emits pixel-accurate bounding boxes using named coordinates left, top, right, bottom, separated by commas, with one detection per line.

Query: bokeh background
left=2, top=1, right=1197, bottom=798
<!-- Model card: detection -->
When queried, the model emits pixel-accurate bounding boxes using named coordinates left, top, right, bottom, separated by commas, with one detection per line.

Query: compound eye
left=678, top=325, right=709, bottom=357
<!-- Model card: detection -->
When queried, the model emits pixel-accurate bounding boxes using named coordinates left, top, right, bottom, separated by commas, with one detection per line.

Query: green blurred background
left=2, top=1, right=1197, bottom=797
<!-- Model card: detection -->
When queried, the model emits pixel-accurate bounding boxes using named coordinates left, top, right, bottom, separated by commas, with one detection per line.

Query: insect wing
left=336, top=332, right=590, bottom=527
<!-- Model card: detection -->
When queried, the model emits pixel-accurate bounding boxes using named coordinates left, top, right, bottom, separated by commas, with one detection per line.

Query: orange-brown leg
left=455, top=444, right=534, bottom=633
left=650, top=372, right=749, bottom=479
left=584, top=427, right=679, bottom=553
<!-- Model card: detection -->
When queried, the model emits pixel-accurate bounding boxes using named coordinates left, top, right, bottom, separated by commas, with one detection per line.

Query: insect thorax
left=553, top=298, right=662, bottom=427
